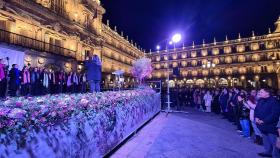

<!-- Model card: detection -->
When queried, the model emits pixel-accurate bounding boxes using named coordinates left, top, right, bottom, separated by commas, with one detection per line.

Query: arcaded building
left=149, top=17, right=280, bottom=89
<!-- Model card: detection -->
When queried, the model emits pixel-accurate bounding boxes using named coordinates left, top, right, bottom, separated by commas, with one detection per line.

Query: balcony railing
left=0, top=29, right=76, bottom=59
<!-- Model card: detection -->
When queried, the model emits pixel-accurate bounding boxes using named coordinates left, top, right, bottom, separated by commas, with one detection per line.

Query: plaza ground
left=112, top=108, right=263, bottom=158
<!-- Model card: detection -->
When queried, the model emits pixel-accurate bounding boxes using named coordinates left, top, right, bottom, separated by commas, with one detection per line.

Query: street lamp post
left=156, top=33, right=189, bottom=115
left=166, top=33, right=181, bottom=113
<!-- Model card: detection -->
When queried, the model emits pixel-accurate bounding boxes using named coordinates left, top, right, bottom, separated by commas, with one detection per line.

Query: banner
left=0, top=47, right=25, bottom=70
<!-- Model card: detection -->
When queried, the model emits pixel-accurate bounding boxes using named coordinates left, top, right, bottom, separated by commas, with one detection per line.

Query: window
left=51, top=0, right=65, bottom=15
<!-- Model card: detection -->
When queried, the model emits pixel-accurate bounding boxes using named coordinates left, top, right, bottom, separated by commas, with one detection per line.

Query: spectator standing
left=203, top=90, right=213, bottom=112
left=255, top=88, right=280, bottom=158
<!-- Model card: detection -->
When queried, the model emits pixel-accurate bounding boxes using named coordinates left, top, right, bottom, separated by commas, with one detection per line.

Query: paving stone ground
left=112, top=108, right=263, bottom=158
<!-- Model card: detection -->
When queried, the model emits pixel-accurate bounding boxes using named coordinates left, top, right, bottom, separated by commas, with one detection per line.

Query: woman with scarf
left=57, top=70, right=65, bottom=93
left=21, top=66, right=30, bottom=96
left=67, top=71, right=73, bottom=93
left=9, top=64, right=20, bottom=97
left=0, top=59, right=7, bottom=98
left=72, top=72, right=79, bottom=93
left=48, top=69, right=56, bottom=94
left=42, top=69, right=49, bottom=94
left=80, top=72, right=87, bottom=93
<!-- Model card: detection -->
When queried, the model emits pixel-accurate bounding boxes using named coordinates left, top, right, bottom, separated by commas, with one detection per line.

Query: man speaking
left=84, top=54, right=102, bottom=92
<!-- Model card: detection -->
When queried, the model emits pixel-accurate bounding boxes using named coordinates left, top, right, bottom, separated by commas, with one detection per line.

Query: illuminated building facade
left=149, top=17, right=280, bottom=89
left=0, top=0, right=144, bottom=87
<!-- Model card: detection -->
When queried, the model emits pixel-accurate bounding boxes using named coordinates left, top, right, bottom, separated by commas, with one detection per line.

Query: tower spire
left=213, top=37, right=216, bottom=45
left=252, top=31, right=256, bottom=39
left=274, top=16, right=280, bottom=33
left=202, top=39, right=205, bottom=47
left=192, top=41, right=195, bottom=48
left=106, top=20, right=109, bottom=26
left=238, top=33, right=241, bottom=42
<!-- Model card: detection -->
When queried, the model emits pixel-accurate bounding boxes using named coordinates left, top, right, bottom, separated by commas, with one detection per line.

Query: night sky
left=102, top=0, right=280, bottom=52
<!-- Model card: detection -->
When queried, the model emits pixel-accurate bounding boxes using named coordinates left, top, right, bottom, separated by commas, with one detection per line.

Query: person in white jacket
left=203, top=90, right=213, bottom=112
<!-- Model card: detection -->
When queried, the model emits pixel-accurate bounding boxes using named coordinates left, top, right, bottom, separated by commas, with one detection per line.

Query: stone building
left=0, top=0, right=144, bottom=88
left=149, top=17, right=280, bottom=89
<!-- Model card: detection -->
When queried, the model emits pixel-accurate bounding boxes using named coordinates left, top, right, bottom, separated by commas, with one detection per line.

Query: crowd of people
left=169, top=87, right=280, bottom=158
left=0, top=54, right=102, bottom=98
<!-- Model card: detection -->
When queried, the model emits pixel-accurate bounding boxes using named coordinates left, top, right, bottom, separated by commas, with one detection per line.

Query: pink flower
left=0, top=107, right=10, bottom=117
left=39, top=117, right=47, bottom=123
left=8, top=108, right=27, bottom=119
left=80, top=99, right=89, bottom=107
left=15, top=102, right=22, bottom=107
left=50, top=111, right=57, bottom=117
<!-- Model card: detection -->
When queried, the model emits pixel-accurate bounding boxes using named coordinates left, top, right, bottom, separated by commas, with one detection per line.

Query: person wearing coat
left=255, top=88, right=280, bottom=158
left=0, top=59, right=7, bottom=98
left=42, top=69, right=49, bottom=94
left=67, top=71, right=73, bottom=93
left=237, top=92, right=250, bottom=138
left=21, top=66, right=31, bottom=96
left=9, top=64, right=20, bottom=97
left=203, top=90, right=213, bottom=112
left=84, top=54, right=102, bottom=93
left=48, top=69, right=56, bottom=94
left=72, top=72, right=79, bottom=93
left=57, top=70, right=65, bottom=93
left=30, top=67, right=40, bottom=96
left=80, top=72, right=87, bottom=93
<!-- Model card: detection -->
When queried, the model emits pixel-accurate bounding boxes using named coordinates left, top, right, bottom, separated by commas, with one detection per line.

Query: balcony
left=0, top=29, right=76, bottom=59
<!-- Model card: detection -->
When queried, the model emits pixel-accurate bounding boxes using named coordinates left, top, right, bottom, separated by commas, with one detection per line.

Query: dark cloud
left=102, top=0, right=280, bottom=51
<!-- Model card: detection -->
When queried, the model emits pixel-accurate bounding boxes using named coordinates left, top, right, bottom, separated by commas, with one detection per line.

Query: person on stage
left=80, top=72, right=87, bottom=93
left=30, top=67, right=40, bottom=96
left=42, top=68, right=49, bottom=94
left=67, top=71, right=73, bottom=93
left=57, top=70, right=65, bottom=93
left=21, top=66, right=31, bottom=96
left=49, top=69, right=56, bottom=94
left=9, top=64, right=20, bottom=97
left=84, top=54, right=102, bottom=93
left=0, top=59, right=7, bottom=98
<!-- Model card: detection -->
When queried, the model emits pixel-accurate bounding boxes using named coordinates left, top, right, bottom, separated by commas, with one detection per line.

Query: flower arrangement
left=131, top=57, right=153, bottom=84
left=0, top=88, right=160, bottom=158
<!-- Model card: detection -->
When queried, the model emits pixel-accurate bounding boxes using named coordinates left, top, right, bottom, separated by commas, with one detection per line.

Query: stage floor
left=112, top=108, right=263, bottom=158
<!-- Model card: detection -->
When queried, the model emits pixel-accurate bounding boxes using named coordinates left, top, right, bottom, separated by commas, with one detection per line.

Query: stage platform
left=0, top=88, right=161, bottom=158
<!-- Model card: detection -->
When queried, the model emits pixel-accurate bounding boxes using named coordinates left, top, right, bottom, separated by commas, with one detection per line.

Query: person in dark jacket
left=237, top=92, right=250, bottom=138
left=30, top=67, right=40, bottom=96
left=212, top=90, right=221, bottom=114
left=230, top=88, right=242, bottom=131
left=57, top=70, right=65, bottom=94
left=80, top=72, right=87, bottom=93
left=84, top=54, right=102, bottom=93
left=255, top=88, right=280, bottom=158
left=219, top=88, right=229, bottom=118
left=9, top=64, right=20, bottom=97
